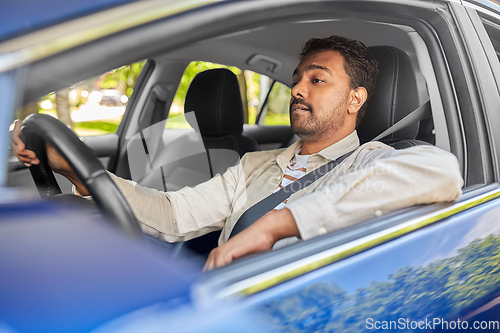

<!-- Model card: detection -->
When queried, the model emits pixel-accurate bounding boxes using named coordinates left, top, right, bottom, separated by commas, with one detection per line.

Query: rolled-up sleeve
left=286, top=145, right=464, bottom=240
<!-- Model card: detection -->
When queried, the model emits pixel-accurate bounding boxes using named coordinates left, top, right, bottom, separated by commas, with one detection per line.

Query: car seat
left=137, top=69, right=260, bottom=192
left=184, top=68, right=260, bottom=157
left=139, top=68, right=260, bottom=256
left=357, top=46, right=435, bottom=148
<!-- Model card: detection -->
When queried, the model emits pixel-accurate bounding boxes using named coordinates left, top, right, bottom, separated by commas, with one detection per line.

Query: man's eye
left=313, top=78, right=324, bottom=83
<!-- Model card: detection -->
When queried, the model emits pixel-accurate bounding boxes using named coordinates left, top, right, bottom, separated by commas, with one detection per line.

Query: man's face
left=290, top=50, right=353, bottom=141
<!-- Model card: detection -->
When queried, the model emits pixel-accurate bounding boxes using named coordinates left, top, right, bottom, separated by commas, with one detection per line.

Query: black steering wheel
left=20, top=113, right=143, bottom=239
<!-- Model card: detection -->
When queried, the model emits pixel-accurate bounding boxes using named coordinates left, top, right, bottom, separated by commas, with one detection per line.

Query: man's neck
left=300, top=130, right=354, bottom=155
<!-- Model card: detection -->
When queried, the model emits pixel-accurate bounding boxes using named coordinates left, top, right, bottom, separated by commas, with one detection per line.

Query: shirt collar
left=316, top=130, right=360, bottom=161
left=274, top=130, right=360, bottom=171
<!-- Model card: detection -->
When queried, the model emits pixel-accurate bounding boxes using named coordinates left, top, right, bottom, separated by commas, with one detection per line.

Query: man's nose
left=291, top=79, right=306, bottom=99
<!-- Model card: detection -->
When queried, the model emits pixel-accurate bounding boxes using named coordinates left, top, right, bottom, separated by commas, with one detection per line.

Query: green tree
left=173, top=61, right=241, bottom=106
left=99, top=61, right=146, bottom=97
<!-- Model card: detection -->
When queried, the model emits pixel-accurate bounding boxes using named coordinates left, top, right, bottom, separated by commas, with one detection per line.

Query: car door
left=441, top=0, right=500, bottom=328
left=192, top=1, right=500, bottom=331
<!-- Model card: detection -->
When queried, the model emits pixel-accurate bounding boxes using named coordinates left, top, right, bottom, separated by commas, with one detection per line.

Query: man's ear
left=347, top=87, right=368, bottom=115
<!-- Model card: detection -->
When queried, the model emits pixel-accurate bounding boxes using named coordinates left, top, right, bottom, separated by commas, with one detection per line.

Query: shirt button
left=318, top=227, right=327, bottom=235
left=375, top=210, right=382, bottom=217
left=276, top=176, right=281, bottom=181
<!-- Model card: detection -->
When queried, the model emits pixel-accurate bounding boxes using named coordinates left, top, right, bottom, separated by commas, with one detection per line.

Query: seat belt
left=372, top=100, right=431, bottom=141
left=229, top=101, right=431, bottom=239
left=229, top=149, right=356, bottom=239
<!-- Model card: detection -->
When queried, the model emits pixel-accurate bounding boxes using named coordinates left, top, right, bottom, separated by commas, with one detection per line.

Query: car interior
left=106, top=19, right=440, bottom=257
left=9, top=2, right=484, bottom=264
left=6, top=4, right=500, bottom=330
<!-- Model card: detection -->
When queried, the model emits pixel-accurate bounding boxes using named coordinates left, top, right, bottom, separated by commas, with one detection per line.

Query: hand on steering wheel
left=16, top=114, right=143, bottom=239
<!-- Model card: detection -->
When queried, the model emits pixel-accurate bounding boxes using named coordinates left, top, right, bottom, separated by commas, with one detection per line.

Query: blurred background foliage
left=172, top=61, right=244, bottom=105
left=20, top=59, right=290, bottom=136
left=99, top=61, right=146, bottom=98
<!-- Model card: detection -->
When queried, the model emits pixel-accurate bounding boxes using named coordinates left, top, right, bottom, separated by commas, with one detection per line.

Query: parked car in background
left=98, top=89, right=127, bottom=106
left=2, top=0, right=500, bottom=331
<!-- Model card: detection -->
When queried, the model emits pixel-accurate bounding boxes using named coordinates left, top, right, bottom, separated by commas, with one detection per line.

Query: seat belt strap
left=372, top=100, right=431, bottom=141
left=229, top=149, right=356, bottom=239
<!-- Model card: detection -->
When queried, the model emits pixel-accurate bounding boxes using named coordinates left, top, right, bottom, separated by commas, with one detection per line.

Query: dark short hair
left=300, top=35, right=379, bottom=126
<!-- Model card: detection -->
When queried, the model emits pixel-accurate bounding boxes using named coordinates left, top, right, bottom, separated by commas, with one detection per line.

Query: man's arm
left=204, top=208, right=298, bottom=270
left=11, top=119, right=90, bottom=195
left=288, top=145, right=463, bottom=240
left=205, top=145, right=463, bottom=269
left=106, top=154, right=249, bottom=243
left=10, top=119, right=240, bottom=242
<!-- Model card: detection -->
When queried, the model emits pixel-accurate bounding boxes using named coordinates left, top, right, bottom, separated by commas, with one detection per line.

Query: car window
left=165, top=61, right=290, bottom=128
left=14, top=61, right=145, bottom=137
left=166, top=61, right=245, bottom=129
left=256, top=81, right=291, bottom=126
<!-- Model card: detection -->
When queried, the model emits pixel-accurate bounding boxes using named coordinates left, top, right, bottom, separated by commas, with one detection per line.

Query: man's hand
left=10, top=119, right=39, bottom=167
left=203, top=208, right=299, bottom=270
left=10, top=119, right=89, bottom=196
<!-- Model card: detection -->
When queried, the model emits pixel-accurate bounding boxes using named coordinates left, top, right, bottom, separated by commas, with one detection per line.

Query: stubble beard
left=290, top=97, right=346, bottom=142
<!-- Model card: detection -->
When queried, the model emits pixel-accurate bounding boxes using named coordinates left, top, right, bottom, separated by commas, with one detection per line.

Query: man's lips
left=291, top=104, right=311, bottom=113
left=290, top=98, right=313, bottom=114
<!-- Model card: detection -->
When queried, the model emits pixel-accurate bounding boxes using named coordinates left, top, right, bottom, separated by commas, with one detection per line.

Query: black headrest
left=357, top=46, right=423, bottom=143
left=184, top=68, right=244, bottom=136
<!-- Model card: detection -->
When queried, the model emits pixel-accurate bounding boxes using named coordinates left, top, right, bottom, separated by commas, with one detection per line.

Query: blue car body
left=1, top=0, right=500, bottom=331
left=0, top=0, right=135, bottom=40
left=0, top=200, right=270, bottom=332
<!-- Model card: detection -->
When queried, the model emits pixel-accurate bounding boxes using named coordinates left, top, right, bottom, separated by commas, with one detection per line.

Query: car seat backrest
left=137, top=68, right=260, bottom=192
left=185, top=68, right=260, bottom=156
left=139, top=68, right=261, bottom=253
left=357, top=46, right=434, bottom=148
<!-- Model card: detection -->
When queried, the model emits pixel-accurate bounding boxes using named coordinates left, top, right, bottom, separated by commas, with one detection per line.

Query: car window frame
left=464, top=4, right=500, bottom=183
left=255, top=80, right=276, bottom=125
left=254, top=80, right=292, bottom=127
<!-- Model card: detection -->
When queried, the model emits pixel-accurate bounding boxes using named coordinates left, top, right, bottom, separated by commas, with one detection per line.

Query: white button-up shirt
left=109, top=131, right=463, bottom=246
